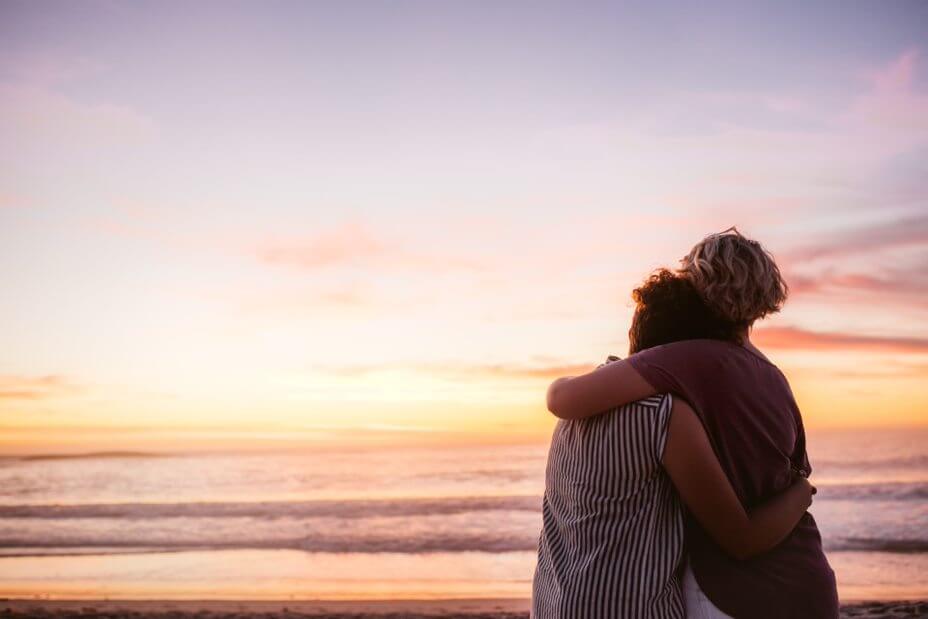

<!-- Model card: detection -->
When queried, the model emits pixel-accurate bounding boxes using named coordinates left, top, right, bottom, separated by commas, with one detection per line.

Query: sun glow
left=2, top=3, right=928, bottom=455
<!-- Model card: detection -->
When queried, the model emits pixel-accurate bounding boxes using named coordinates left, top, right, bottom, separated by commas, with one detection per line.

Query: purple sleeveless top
left=627, top=339, right=838, bottom=619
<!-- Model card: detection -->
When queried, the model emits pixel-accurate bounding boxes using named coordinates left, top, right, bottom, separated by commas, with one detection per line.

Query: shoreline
left=2, top=599, right=926, bottom=618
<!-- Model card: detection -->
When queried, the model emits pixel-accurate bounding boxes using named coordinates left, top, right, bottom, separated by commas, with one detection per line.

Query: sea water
left=0, top=429, right=925, bottom=601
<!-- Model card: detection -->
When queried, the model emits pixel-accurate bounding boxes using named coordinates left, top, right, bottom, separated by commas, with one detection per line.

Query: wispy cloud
left=783, top=214, right=928, bottom=263
left=778, top=212, right=928, bottom=316
left=0, top=375, right=80, bottom=400
left=313, top=360, right=595, bottom=381
left=0, top=51, right=155, bottom=160
left=0, top=50, right=107, bottom=86
left=0, top=194, right=28, bottom=211
left=871, top=49, right=919, bottom=91
left=845, top=48, right=928, bottom=133
left=0, top=83, right=155, bottom=148
left=789, top=268, right=928, bottom=309
left=753, top=326, right=928, bottom=354
left=256, top=221, right=487, bottom=273
left=805, top=359, right=928, bottom=381
left=257, top=222, right=388, bottom=269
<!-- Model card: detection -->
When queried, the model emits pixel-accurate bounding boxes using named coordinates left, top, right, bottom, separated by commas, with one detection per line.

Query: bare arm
left=546, top=358, right=656, bottom=419
left=661, top=398, right=814, bottom=560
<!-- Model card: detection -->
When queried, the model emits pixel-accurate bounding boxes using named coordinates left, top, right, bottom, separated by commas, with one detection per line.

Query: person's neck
left=738, top=326, right=771, bottom=363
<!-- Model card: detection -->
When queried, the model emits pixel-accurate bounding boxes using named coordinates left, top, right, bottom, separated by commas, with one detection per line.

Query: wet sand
left=1, top=599, right=926, bottom=618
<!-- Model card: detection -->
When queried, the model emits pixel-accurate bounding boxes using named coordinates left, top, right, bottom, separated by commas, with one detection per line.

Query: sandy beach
left=0, top=599, right=528, bottom=618
left=2, top=599, right=927, bottom=618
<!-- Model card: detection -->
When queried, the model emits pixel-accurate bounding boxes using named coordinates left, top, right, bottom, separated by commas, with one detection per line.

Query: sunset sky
left=1, top=1, right=927, bottom=453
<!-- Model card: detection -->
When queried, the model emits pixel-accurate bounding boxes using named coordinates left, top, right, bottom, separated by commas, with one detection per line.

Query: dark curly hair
left=628, top=269, right=741, bottom=355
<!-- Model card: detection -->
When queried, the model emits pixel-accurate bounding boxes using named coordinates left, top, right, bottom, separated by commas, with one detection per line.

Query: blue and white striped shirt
left=532, top=394, right=685, bottom=619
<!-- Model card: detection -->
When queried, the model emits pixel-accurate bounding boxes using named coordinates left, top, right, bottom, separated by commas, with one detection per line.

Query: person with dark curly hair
left=545, top=231, right=838, bottom=618
left=532, top=270, right=816, bottom=619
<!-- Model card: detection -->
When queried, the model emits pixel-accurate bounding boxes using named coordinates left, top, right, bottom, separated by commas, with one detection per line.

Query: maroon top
left=627, top=339, right=838, bottom=619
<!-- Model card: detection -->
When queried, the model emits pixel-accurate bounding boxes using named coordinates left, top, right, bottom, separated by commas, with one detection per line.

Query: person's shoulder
left=631, top=393, right=670, bottom=409
left=630, top=338, right=734, bottom=362
left=606, top=394, right=671, bottom=416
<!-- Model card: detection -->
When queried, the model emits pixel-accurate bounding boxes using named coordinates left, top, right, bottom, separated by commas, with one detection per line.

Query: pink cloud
left=0, top=375, right=80, bottom=400
left=869, top=49, right=919, bottom=93
left=844, top=48, right=928, bottom=133
left=777, top=214, right=928, bottom=314
left=0, top=51, right=107, bottom=86
left=0, top=85, right=155, bottom=149
left=256, top=222, right=487, bottom=273
left=314, top=360, right=595, bottom=381
left=782, top=213, right=928, bottom=263
left=789, top=269, right=928, bottom=308
left=753, top=326, right=928, bottom=354
left=258, top=222, right=387, bottom=269
left=0, top=51, right=155, bottom=152
left=0, top=194, right=29, bottom=210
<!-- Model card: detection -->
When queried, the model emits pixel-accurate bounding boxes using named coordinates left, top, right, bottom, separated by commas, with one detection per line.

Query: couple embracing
left=532, top=229, right=838, bottom=618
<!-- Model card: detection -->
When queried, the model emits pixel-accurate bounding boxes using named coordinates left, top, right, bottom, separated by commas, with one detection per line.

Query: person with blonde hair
left=545, top=229, right=838, bottom=618
left=680, top=226, right=788, bottom=329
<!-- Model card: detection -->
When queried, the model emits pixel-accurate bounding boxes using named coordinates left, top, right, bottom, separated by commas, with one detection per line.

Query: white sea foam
left=0, top=432, right=924, bottom=571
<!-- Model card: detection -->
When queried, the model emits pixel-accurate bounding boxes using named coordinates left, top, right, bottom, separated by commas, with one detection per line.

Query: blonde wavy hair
left=678, top=227, right=788, bottom=328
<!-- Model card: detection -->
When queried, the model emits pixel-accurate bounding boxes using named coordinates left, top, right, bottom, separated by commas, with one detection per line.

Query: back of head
left=678, top=227, right=788, bottom=328
left=628, top=269, right=740, bottom=355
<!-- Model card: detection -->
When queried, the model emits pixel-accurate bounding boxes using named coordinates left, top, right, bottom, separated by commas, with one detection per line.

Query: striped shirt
left=532, top=394, right=685, bottom=619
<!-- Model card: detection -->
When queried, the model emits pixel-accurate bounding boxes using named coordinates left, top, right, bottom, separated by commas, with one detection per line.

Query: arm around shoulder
left=661, top=398, right=813, bottom=560
left=546, top=359, right=656, bottom=420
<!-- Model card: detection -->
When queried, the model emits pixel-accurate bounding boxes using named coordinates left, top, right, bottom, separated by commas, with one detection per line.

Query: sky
left=1, top=0, right=927, bottom=453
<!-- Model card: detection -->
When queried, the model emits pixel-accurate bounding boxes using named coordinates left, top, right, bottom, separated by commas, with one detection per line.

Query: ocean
left=0, top=428, right=926, bottom=601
